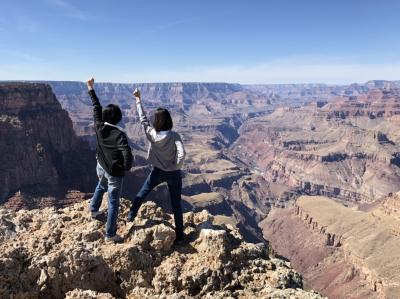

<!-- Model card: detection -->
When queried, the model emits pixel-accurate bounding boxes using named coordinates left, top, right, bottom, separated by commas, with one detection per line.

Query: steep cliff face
left=0, top=83, right=95, bottom=204
left=261, top=195, right=400, bottom=299
left=0, top=199, right=324, bottom=299
left=323, top=88, right=400, bottom=118
left=243, top=82, right=372, bottom=105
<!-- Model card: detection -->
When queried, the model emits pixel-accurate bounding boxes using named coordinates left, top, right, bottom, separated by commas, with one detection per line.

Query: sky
left=0, top=0, right=399, bottom=84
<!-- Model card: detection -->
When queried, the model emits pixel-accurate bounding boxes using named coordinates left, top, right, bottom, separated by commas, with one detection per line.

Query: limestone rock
left=65, top=289, right=116, bottom=299
left=0, top=199, right=324, bottom=299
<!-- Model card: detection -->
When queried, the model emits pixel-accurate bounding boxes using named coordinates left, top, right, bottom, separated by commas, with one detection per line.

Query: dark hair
left=102, top=104, right=122, bottom=125
left=153, top=108, right=173, bottom=132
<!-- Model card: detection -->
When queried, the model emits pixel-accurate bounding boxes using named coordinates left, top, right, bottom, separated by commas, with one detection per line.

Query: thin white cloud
left=47, top=0, right=94, bottom=21
left=117, top=58, right=400, bottom=84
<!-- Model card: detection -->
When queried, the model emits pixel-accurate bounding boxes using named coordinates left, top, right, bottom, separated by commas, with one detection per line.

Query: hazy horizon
left=1, top=78, right=399, bottom=86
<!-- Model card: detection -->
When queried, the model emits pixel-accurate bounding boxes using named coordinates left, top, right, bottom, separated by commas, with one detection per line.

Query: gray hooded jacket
left=136, top=102, right=186, bottom=171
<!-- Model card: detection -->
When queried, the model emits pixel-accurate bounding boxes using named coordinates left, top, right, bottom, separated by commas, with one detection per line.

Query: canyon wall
left=262, top=195, right=400, bottom=298
left=0, top=83, right=96, bottom=206
left=231, top=86, right=400, bottom=204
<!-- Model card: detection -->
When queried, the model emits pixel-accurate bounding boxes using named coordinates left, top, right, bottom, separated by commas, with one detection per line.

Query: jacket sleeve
left=88, top=89, right=102, bottom=125
left=175, top=133, right=186, bottom=168
left=117, top=133, right=133, bottom=171
left=136, top=101, right=158, bottom=143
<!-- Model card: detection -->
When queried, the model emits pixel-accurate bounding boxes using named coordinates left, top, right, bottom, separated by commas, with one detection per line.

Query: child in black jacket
left=87, top=78, right=132, bottom=243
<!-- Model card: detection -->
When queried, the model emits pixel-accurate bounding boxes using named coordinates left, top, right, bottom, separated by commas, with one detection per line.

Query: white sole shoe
left=91, top=211, right=103, bottom=218
left=105, top=234, right=124, bottom=243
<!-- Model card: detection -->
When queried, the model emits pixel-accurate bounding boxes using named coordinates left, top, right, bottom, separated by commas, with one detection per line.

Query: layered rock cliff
left=0, top=83, right=95, bottom=205
left=0, top=199, right=324, bottom=299
left=261, top=195, right=400, bottom=299
left=231, top=87, right=400, bottom=203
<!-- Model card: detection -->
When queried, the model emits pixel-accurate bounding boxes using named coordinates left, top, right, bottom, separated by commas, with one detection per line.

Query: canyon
left=1, top=80, right=400, bottom=298
left=235, top=82, right=400, bottom=298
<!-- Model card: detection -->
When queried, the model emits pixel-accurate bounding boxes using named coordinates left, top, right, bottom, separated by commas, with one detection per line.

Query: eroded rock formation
left=0, top=199, right=323, bottom=299
left=231, top=87, right=400, bottom=203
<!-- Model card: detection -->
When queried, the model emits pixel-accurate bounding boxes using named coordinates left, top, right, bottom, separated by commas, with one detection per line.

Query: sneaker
left=90, top=211, right=103, bottom=218
left=105, top=234, right=124, bottom=243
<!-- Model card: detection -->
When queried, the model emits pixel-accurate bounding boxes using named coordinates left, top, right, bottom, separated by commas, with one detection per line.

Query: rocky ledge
left=0, top=199, right=323, bottom=299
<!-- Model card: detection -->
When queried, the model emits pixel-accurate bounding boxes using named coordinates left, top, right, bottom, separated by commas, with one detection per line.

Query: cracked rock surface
left=0, top=198, right=323, bottom=298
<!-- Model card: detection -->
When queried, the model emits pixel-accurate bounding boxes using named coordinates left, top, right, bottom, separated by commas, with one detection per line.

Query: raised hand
left=133, top=88, right=141, bottom=103
left=87, top=78, right=95, bottom=89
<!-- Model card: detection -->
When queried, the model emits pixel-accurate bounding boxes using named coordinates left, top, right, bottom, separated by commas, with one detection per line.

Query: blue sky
left=0, top=0, right=399, bottom=84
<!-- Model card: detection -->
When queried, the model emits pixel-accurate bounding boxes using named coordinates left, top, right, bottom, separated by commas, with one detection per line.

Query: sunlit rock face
left=231, top=86, right=400, bottom=204
left=0, top=199, right=324, bottom=299
left=261, top=194, right=400, bottom=299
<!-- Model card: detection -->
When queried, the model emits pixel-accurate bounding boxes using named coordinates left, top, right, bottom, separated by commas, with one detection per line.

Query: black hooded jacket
left=89, top=89, right=133, bottom=177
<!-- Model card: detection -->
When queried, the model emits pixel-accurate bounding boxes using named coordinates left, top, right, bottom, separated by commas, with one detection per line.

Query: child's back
left=136, top=103, right=185, bottom=171
left=128, top=88, right=186, bottom=244
left=86, top=78, right=132, bottom=244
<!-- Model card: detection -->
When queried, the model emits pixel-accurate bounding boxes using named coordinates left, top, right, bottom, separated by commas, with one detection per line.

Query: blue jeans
left=129, top=167, right=183, bottom=239
left=90, top=163, right=123, bottom=237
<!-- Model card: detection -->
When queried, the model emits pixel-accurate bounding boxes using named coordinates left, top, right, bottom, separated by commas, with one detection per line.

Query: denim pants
left=90, top=163, right=123, bottom=237
left=130, top=167, right=183, bottom=239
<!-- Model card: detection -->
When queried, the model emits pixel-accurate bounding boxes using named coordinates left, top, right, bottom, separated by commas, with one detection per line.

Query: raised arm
left=175, top=133, right=186, bottom=168
left=87, top=78, right=102, bottom=125
left=133, top=88, right=158, bottom=143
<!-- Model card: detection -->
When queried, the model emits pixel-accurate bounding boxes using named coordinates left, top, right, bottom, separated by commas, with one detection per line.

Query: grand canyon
left=1, top=79, right=400, bottom=298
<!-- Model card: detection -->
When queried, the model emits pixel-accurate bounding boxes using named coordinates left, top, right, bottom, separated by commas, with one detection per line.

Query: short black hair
left=102, top=104, right=122, bottom=125
left=153, top=108, right=173, bottom=132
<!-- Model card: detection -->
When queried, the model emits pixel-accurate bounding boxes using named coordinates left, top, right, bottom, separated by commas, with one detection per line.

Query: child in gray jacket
left=128, top=88, right=186, bottom=244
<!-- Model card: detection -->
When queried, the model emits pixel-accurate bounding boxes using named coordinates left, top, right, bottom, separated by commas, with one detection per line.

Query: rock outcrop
left=0, top=199, right=323, bottom=299
left=0, top=83, right=95, bottom=204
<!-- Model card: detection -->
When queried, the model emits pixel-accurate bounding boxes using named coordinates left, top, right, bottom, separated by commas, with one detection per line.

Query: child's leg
left=167, top=171, right=184, bottom=240
left=90, top=163, right=108, bottom=212
left=105, top=174, right=123, bottom=237
left=128, top=168, right=162, bottom=221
